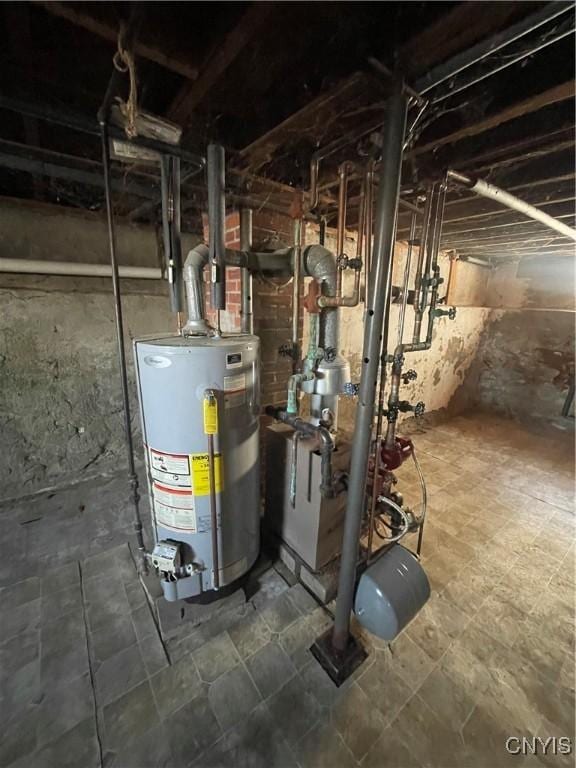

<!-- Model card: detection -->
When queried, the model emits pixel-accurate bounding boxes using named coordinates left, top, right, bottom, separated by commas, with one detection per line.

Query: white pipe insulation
left=0, top=258, right=162, bottom=279
left=447, top=170, right=576, bottom=242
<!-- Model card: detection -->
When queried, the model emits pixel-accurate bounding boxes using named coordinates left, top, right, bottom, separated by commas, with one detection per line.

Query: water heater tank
left=134, top=334, right=260, bottom=601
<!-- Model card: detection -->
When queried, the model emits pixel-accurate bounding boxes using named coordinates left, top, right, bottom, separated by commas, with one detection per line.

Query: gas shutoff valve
left=343, top=382, right=359, bottom=396
left=402, top=369, right=418, bottom=384
left=434, top=306, right=457, bottom=320
left=397, top=400, right=426, bottom=417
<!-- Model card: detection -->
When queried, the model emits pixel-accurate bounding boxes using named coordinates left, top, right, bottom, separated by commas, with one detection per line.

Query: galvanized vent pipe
left=183, top=244, right=210, bottom=335
left=447, top=169, right=576, bottom=242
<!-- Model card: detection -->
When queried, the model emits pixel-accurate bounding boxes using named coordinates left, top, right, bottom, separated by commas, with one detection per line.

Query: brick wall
left=202, top=208, right=301, bottom=405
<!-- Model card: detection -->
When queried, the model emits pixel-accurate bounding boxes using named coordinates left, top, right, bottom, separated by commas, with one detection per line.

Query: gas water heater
left=134, top=333, right=260, bottom=601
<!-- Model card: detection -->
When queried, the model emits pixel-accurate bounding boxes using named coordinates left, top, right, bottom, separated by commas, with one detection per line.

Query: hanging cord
left=113, top=24, right=138, bottom=139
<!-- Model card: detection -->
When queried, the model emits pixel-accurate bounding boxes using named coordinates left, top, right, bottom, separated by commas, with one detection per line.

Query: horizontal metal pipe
left=0, top=258, right=162, bottom=279
left=415, top=2, right=573, bottom=95
left=447, top=170, right=576, bottom=242
left=0, top=95, right=205, bottom=167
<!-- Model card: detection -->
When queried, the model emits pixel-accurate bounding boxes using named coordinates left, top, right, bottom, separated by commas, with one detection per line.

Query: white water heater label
left=152, top=482, right=196, bottom=532
left=223, top=373, right=246, bottom=409
left=149, top=448, right=191, bottom=487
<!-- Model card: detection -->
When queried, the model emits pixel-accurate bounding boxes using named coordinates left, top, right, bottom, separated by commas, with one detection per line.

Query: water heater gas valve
left=150, top=541, right=181, bottom=574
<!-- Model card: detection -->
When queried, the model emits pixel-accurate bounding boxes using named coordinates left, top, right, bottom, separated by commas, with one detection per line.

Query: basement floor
left=0, top=413, right=574, bottom=768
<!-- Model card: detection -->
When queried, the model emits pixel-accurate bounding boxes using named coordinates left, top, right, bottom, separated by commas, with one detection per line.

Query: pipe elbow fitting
left=184, top=243, right=209, bottom=271
left=303, top=245, right=337, bottom=294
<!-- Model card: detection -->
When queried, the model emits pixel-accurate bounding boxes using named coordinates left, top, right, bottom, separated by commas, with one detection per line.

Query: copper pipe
left=292, top=216, right=303, bottom=372
left=356, top=178, right=366, bottom=261
left=411, top=185, right=434, bottom=343
left=207, top=431, right=220, bottom=590
left=364, top=160, right=374, bottom=304
left=309, top=156, right=320, bottom=212
left=335, top=162, right=350, bottom=299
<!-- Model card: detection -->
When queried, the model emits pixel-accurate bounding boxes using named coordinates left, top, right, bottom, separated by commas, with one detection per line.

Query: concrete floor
left=0, top=413, right=574, bottom=768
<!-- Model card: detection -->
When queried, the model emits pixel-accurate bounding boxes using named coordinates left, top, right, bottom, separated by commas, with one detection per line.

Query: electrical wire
left=412, top=449, right=427, bottom=556
left=373, top=495, right=410, bottom=544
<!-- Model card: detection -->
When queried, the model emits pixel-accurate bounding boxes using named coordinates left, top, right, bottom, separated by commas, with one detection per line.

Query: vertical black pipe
left=319, top=217, right=326, bottom=247
left=240, top=208, right=253, bottom=334
left=332, top=87, right=408, bottom=652
left=207, top=144, right=226, bottom=312
left=160, top=156, right=183, bottom=315
left=99, top=123, right=146, bottom=564
left=171, top=156, right=183, bottom=315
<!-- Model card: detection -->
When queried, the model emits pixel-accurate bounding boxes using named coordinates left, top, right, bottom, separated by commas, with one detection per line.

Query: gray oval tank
left=134, top=334, right=260, bottom=601
left=354, top=544, right=430, bottom=641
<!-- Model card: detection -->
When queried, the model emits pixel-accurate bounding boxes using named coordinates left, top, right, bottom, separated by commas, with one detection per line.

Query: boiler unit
left=134, top=333, right=260, bottom=601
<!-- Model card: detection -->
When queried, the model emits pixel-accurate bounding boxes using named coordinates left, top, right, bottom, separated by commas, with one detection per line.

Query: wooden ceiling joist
left=410, top=80, right=575, bottom=157
left=33, top=1, right=199, bottom=80
left=236, top=72, right=372, bottom=174
left=399, top=1, right=522, bottom=76
left=168, top=3, right=276, bottom=126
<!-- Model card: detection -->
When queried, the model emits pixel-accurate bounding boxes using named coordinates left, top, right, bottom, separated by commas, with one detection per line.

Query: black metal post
left=240, top=208, right=254, bottom=334
left=207, top=144, right=226, bottom=315
left=310, top=86, right=408, bottom=683
left=99, top=122, right=146, bottom=568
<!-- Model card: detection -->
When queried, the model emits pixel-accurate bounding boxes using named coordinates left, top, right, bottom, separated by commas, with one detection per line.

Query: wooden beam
left=33, top=1, right=199, bottom=80
left=399, top=1, right=522, bottom=76
left=168, top=3, right=275, bottom=125
left=451, top=126, right=575, bottom=173
left=410, top=81, right=575, bottom=157
left=236, top=72, right=369, bottom=173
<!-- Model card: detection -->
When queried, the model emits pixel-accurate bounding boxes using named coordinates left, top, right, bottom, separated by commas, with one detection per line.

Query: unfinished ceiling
left=0, top=1, right=574, bottom=265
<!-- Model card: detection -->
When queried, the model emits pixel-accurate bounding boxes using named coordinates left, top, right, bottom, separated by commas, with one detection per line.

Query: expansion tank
left=134, top=333, right=260, bottom=600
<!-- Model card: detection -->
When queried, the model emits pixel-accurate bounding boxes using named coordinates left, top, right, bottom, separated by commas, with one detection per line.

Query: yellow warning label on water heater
left=203, top=395, right=219, bottom=434
left=190, top=453, right=223, bottom=495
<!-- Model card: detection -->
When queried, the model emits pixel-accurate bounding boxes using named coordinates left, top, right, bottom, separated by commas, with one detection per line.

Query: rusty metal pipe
left=364, top=160, right=374, bottom=304
left=335, top=162, right=351, bottom=299
left=356, top=178, right=366, bottom=262
left=412, top=186, right=434, bottom=343
left=309, top=156, right=320, bottom=212
left=292, top=216, right=303, bottom=371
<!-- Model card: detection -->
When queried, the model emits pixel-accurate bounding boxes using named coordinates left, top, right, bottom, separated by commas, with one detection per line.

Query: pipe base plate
left=310, top=627, right=368, bottom=687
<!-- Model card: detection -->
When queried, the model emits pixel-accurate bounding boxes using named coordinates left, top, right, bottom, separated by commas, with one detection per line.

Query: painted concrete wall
left=467, top=258, right=575, bottom=423
left=304, top=223, right=492, bottom=432
left=0, top=282, right=174, bottom=501
left=486, top=257, right=575, bottom=311
left=473, top=309, right=574, bottom=422
left=0, top=199, right=182, bottom=502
